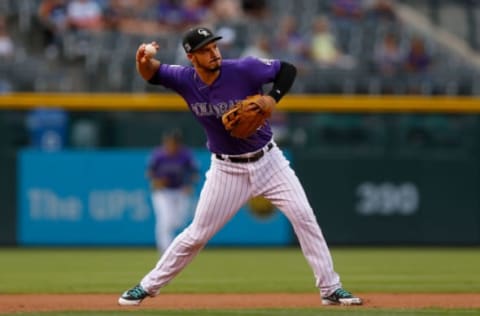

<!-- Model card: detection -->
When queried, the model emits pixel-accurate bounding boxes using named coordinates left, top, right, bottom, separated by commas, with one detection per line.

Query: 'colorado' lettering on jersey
left=190, top=99, right=240, bottom=117
left=149, top=57, right=281, bottom=155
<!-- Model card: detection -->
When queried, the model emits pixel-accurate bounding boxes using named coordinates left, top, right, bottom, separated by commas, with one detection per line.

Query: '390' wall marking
left=355, top=182, right=419, bottom=216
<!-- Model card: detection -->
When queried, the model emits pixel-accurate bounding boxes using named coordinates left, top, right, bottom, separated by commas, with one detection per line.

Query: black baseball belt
left=215, top=142, right=274, bottom=163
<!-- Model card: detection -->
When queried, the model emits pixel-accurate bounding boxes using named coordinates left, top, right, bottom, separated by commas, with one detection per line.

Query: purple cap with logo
left=182, top=27, right=222, bottom=53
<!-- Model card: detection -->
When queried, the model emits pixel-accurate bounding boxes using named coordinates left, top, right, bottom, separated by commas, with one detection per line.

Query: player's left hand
left=151, top=178, right=167, bottom=190
left=249, top=95, right=276, bottom=116
left=222, top=94, right=276, bottom=138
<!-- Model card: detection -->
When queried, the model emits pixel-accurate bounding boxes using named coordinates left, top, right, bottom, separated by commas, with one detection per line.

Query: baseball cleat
left=321, top=288, right=363, bottom=306
left=118, top=284, right=150, bottom=306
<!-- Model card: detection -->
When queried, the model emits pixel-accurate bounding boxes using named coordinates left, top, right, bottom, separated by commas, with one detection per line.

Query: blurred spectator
left=310, top=16, right=338, bottom=67
left=0, top=16, right=14, bottom=60
left=331, top=0, right=365, bottom=21
left=310, top=16, right=355, bottom=69
left=178, top=0, right=209, bottom=27
left=104, top=0, right=159, bottom=35
left=404, top=36, right=432, bottom=94
left=0, top=17, right=14, bottom=93
left=215, top=25, right=240, bottom=58
left=273, top=15, right=310, bottom=66
left=241, top=0, right=268, bottom=19
left=372, top=32, right=406, bottom=94
left=37, top=0, right=68, bottom=57
left=62, top=0, right=104, bottom=60
left=210, top=0, right=247, bottom=58
left=240, top=33, right=272, bottom=59
left=157, top=0, right=210, bottom=32
left=210, top=0, right=243, bottom=22
left=365, top=0, right=397, bottom=23
left=330, top=0, right=365, bottom=53
left=373, top=32, right=405, bottom=77
left=66, top=0, right=104, bottom=32
left=103, top=0, right=132, bottom=31
left=405, top=37, right=432, bottom=74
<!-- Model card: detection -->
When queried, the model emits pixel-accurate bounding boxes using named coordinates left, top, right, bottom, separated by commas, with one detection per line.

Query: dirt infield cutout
left=1, top=293, right=480, bottom=313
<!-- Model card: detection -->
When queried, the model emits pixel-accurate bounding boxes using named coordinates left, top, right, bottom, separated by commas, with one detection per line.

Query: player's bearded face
left=191, top=43, right=222, bottom=72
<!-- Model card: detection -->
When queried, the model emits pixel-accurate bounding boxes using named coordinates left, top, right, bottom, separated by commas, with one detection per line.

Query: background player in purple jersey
left=147, top=129, right=199, bottom=255
left=119, top=26, right=363, bottom=306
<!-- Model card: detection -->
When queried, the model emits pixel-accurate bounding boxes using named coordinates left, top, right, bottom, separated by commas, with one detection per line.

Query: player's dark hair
left=163, top=129, right=183, bottom=143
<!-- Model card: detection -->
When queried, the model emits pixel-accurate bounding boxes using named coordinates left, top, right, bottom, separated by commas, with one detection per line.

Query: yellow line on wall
left=0, top=93, right=185, bottom=110
left=1, top=93, right=480, bottom=112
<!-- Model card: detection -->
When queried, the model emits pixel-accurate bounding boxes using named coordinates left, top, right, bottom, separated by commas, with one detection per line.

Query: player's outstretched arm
left=136, top=42, right=161, bottom=81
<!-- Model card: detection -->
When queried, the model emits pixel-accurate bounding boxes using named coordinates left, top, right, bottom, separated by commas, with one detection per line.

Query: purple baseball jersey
left=147, top=147, right=198, bottom=189
left=149, top=57, right=281, bottom=155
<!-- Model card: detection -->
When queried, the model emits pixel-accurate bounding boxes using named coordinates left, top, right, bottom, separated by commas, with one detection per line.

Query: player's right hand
left=136, top=41, right=161, bottom=81
left=136, top=41, right=159, bottom=64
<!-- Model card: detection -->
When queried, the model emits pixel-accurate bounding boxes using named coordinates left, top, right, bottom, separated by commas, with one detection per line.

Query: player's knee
left=181, top=227, right=209, bottom=249
left=288, top=207, right=317, bottom=224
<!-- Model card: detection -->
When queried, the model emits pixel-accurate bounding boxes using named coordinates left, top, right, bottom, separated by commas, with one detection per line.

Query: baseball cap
left=182, top=27, right=223, bottom=53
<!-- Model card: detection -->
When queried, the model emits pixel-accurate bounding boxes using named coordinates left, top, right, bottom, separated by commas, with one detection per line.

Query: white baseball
left=144, top=44, right=157, bottom=57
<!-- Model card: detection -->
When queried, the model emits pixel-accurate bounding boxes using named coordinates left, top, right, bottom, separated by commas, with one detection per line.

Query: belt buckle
left=248, top=142, right=271, bottom=162
left=215, top=154, right=229, bottom=162
left=260, top=142, right=272, bottom=156
left=217, top=142, right=273, bottom=163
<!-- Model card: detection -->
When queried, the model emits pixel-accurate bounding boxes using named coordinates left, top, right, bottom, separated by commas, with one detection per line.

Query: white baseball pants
left=141, top=144, right=342, bottom=297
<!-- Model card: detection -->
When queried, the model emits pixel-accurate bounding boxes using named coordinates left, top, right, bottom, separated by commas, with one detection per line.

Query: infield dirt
left=1, top=293, right=480, bottom=313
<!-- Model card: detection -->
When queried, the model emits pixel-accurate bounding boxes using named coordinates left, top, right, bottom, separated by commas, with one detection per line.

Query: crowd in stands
left=0, top=15, right=15, bottom=93
left=1, top=0, right=478, bottom=153
left=0, top=0, right=478, bottom=95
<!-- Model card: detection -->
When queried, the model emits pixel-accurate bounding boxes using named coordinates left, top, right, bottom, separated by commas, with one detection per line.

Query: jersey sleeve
left=148, top=64, right=191, bottom=93
left=238, top=56, right=281, bottom=87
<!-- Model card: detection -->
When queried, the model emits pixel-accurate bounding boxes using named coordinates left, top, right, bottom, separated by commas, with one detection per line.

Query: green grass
left=1, top=247, right=479, bottom=294
left=1, top=247, right=480, bottom=315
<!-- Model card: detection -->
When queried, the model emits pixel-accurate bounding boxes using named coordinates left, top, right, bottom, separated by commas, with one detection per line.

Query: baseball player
left=118, top=26, right=362, bottom=306
left=147, top=129, right=199, bottom=254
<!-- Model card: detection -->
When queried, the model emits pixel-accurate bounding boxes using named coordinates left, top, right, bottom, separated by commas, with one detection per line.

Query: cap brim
left=190, top=36, right=223, bottom=52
